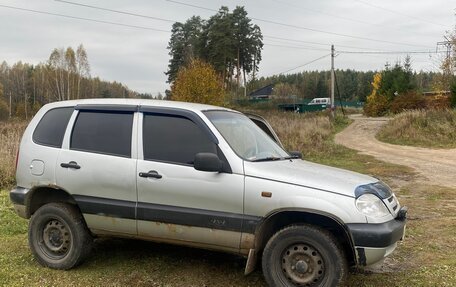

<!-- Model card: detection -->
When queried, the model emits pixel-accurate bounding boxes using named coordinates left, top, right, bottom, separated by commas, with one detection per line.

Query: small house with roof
left=249, top=84, right=274, bottom=99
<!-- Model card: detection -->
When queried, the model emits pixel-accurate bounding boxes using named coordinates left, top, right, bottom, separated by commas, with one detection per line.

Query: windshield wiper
left=283, top=155, right=300, bottom=160
left=251, top=156, right=283, bottom=162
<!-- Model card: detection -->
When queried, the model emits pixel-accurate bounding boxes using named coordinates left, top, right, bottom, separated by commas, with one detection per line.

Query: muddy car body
left=11, top=99, right=407, bottom=286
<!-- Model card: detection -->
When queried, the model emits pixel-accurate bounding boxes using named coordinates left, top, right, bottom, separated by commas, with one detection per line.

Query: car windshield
left=204, top=111, right=290, bottom=161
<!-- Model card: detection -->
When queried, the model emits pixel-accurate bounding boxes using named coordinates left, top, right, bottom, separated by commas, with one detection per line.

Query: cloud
left=0, top=0, right=453, bottom=93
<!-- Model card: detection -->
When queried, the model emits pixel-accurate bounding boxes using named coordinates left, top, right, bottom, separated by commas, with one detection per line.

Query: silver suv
left=10, top=99, right=407, bottom=287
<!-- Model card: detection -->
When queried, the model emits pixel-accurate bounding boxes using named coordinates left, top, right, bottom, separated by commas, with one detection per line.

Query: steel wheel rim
left=39, top=218, right=71, bottom=259
left=281, top=243, right=325, bottom=286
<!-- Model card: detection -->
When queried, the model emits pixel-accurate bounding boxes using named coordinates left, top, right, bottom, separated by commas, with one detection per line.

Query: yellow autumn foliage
left=171, top=59, right=225, bottom=106
left=364, top=73, right=389, bottom=116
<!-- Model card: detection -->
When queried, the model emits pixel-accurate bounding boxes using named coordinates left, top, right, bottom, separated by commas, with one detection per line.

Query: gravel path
left=335, top=115, right=456, bottom=188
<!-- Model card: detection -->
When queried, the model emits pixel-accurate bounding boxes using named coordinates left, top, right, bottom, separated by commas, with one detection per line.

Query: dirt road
left=335, top=115, right=456, bottom=188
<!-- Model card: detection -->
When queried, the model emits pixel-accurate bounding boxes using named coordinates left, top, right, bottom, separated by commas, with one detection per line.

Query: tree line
left=0, top=44, right=136, bottom=120
left=248, top=64, right=441, bottom=103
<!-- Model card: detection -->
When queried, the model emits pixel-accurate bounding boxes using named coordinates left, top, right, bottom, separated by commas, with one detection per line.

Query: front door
left=136, top=110, right=244, bottom=252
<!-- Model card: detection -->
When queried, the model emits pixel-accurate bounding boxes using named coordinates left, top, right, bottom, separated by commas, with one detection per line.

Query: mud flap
left=244, top=249, right=257, bottom=275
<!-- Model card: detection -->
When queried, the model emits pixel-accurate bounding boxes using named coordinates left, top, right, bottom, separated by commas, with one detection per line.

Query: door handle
left=139, top=170, right=162, bottom=179
left=60, top=161, right=81, bottom=169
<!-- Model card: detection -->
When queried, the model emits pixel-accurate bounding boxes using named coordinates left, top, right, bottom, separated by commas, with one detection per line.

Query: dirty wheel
left=40, top=219, right=72, bottom=260
left=262, top=225, right=347, bottom=287
left=29, top=203, right=93, bottom=269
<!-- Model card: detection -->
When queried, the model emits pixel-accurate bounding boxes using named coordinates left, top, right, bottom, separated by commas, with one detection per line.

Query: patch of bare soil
left=335, top=115, right=456, bottom=188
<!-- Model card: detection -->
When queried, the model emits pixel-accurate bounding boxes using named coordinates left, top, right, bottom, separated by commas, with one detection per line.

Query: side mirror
left=289, top=151, right=302, bottom=159
left=194, top=153, right=222, bottom=172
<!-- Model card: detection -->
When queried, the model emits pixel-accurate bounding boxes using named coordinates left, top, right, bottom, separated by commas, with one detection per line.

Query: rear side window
left=143, top=114, right=217, bottom=165
left=33, top=107, right=74, bottom=148
left=71, top=111, right=133, bottom=157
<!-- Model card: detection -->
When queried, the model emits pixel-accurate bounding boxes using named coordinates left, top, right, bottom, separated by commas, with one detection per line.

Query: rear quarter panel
left=16, top=106, right=74, bottom=189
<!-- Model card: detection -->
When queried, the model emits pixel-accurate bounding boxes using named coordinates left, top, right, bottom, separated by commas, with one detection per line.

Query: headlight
left=355, top=193, right=390, bottom=217
left=355, top=181, right=392, bottom=199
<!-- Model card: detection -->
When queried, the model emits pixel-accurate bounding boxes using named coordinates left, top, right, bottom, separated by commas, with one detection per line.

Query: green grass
left=0, top=191, right=267, bottom=287
left=2, top=184, right=455, bottom=286
left=377, top=109, right=456, bottom=148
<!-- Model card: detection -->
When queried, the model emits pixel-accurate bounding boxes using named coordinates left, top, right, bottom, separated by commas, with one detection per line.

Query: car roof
left=41, top=98, right=236, bottom=113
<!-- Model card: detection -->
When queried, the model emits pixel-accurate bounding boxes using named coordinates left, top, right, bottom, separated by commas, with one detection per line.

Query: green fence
left=234, top=98, right=363, bottom=113
left=277, top=101, right=363, bottom=113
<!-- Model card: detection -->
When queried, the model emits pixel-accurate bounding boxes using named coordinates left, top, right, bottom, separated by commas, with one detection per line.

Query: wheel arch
left=254, top=209, right=356, bottom=266
left=25, top=185, right=79, bottom=218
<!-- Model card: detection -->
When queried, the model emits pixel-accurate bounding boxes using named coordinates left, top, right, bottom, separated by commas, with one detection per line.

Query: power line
left=165, top=0, right=217, bottom=12
left=165, top=0, right=433, bottom=49
left=275, top=54, right=331, bottom=75
left=54, top=0, right=177, bottom=23
left=352, top=0, right=448, bottom=28
left=338, top=50, right=444, bottom=54
left=0, top=4, right=171, bottom=33
left=272, top=0, right=385, bottom=28
left=54, top=0, right=437, bottom=52
left=264, top=43, right=440, bottom=54
left=263, top=35, right=409, bottom=51
left=264, top=43, right=328, bottom=51
left=0, top=3, right=400, bottom=54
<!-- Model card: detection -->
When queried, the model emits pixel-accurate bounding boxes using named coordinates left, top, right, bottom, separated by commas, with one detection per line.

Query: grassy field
left=0, top=120, right=27, bottom=187
left=1, top=111, right=455, bottom=286
left=377, top=109, right=456, bottom=148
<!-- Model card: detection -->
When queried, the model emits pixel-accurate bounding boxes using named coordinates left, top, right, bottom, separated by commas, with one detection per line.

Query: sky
left=0, top=0, right=454, bottom=95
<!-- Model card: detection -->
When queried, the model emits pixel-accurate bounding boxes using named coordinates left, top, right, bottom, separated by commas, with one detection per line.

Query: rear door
left=136, top=108, right=245, bottom=252
left=56, top=106, right=138, bottom=235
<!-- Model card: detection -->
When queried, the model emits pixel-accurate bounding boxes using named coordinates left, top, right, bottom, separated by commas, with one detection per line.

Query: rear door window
left=33, top=107, right=74, bottom=148
left=71, top=111, right=133, bottom=157
left=143, top=113, right=217, bottom=165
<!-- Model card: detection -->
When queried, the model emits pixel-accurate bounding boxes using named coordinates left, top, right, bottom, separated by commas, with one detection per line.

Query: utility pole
left=437, top=36, right=452, bottom=59
left=436, top=37, right=454, bottom=89
left=330, top=44, right=335, bottom=118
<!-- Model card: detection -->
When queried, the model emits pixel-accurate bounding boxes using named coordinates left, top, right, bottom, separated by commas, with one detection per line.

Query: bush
left=0, top=99, right=8, bottom=121
left=363, top=93, right=389, bottom=117
left=390, top=92, right=426, bottom=113
left=171, top=59, right=225, bottom=106
left=425, top=94, right=451, bottom=110
left=451, top=81, right=456, bottom=108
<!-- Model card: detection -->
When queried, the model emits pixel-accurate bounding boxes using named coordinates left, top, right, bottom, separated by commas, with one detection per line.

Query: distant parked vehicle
left=308, top=97, right=331, bottom=106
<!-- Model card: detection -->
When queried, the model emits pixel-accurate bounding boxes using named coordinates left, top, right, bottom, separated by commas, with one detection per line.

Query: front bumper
left=347, top=207, right=407, bottom=266
left=10, top=186, right=29, bottom=218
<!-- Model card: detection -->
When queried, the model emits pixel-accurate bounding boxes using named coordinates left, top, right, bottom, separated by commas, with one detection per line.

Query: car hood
left=243, top=159, right=377, bottom=197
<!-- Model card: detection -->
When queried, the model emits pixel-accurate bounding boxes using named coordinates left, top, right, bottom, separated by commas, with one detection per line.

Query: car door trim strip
left=73, top=195, right=261, bottom=233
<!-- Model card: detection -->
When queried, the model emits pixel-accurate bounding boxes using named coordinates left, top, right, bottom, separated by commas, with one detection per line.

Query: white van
left=308, top=98, right=331, bottom=105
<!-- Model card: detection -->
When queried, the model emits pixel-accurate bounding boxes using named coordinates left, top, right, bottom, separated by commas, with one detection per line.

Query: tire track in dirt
left=335, top=115, right=456, bottom=188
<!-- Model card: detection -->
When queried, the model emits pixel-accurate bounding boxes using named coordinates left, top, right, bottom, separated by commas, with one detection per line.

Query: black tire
left=262, top=224, right=347, bottom=287
left=28, top=202, right=93, bottom=270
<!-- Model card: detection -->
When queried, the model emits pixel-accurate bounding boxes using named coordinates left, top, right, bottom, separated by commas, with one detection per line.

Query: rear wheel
left=28, top=203, right=93, bottom=269
left=262, top=224, right=347, bottom=287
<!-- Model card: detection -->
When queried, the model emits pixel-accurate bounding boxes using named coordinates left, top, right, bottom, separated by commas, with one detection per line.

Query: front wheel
left=28, top=202, right=93, bottom=269
left=262, top=224, right=347, bottom=287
